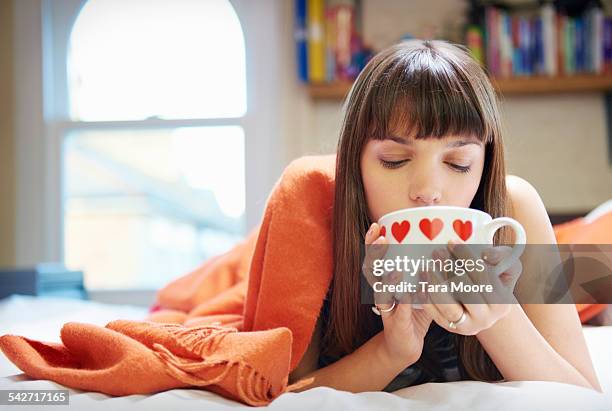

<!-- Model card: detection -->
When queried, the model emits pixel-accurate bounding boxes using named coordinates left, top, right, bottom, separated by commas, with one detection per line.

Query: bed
left=0, top=295, right=610, bottom=410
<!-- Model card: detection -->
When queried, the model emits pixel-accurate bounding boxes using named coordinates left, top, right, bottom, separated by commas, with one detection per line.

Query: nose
left=409, top=176, right=441, bottom=206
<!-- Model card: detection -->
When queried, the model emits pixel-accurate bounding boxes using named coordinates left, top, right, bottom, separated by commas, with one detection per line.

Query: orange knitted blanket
left=0, top=154, right=337, bottom=406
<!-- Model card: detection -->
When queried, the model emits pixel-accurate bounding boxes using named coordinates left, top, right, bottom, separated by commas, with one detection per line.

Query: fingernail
left=436, top=249, right=449, bottom=259
left=366, top=225, right=375, bottom=241
left=483, top=249, right=498, bottom=262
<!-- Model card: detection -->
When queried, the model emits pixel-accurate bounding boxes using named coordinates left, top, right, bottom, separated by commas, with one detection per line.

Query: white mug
left=377, top=206, right=527, bottom=305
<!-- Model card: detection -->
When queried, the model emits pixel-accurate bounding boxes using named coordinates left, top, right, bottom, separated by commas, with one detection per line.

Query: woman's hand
left=421, top=239, right=523, bottom=336
left=362, top=223, right=433, bottom=364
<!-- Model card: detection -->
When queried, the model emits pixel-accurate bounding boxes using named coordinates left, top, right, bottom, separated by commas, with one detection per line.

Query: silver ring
left=448, top=310, right=467, bottom=329
left=372, top=299, right=396, bottom=316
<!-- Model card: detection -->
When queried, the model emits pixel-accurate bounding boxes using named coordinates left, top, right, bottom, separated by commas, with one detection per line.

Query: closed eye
left=379, top=159, right=407, bottom=169
left=379, top=159, right=471, bottom=173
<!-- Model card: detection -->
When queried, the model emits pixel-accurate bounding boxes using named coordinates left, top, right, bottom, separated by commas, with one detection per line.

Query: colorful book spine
left=512, top=15, right=521, bottom=76
left=585, top=11, right=592, bottom=72
left=575, top=17, right=585, bottom=73
left=605, top=18, right=612, bottom=74
left=590, top=7, right=604, bottom=74
left=533, top=17, right=543, bottom=75
left=466, top=25, right=484, bottom=65
left=475, top=2, right=612, bottom=79
left=328, top=4, right=354, bottom=81
left=485, top=6, right=499, bottom=76
left=557, top=13, right=566, bottom=76
left=324, top=6, right=337, bottom=82
left=500, top=10, right=513, bottom=78
left=519, top=16, right=529, bottom=76
left=541, top=2, right=557, bottom=76
left=307, top=0, right=326, bottom=83
left=294, top=0, right=308, bottom=83
left=565, top=17, right=575, bottom=75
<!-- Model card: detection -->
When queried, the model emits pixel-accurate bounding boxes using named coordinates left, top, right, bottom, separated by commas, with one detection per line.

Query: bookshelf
left=298, top=0, right=612, bottom=100
left=307, top=73, right=612, bottom=100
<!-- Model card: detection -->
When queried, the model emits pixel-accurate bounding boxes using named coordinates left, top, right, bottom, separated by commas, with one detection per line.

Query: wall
left=0, top=0, right=16, bottom=266
left=278, top=0, right=612, bottom=213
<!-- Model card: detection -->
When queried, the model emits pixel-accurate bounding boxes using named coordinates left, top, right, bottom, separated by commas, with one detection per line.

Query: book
left=327, top=4, right=355, bottom=81
left=605, top=18, right=612, bottom=74
left=512, top=14, right=521, bottom=76
left=307, top=0, right=326, bottom=83
left=575, top=17, right=585, bottom=73
left=466, top=25, right=484, bottom=65
left=485, top=6, right=500, bottom=76
left=325, top=6, right=337, bottom=81
left=565, top=17, right=575, bottom=75
left=295, top=0, right=308, bottom=83
left=500, top=10, right=513, bottom=78
left=533, top=16, right=544, bottom=75
left=557, top=13, right=566, bottom=76
left=588, top=6, right=604, bottom=74
left=541, top=2, right=557, bottom=76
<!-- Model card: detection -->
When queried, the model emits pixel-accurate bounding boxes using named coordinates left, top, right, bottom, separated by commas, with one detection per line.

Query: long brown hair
left=323, top=39, right=516, bottom=382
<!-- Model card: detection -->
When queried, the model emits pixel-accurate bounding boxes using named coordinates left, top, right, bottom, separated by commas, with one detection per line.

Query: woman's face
left=360, top=130, right=486, bottom=222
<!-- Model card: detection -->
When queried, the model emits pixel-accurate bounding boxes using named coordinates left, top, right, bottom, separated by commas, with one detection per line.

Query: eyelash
left=379, top=159, right=471, bottom=174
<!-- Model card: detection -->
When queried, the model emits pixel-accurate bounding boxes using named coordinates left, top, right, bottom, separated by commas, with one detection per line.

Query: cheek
left=448, top=180, right=480, bottom=205
left=362, top=165, right=403, bottom=220
left=447, top=168, right=483, bottom=204
left=361, top=157, right=385, bottom=220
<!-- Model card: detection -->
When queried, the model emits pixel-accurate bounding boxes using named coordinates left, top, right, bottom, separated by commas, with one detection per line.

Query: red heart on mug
left=419, top=218, right=443, bottom=240
left=391, top=221, right=410, bottom=243
left=453, top=219, right=473, bottom=241
left=379, top=226, right=386, bottom=237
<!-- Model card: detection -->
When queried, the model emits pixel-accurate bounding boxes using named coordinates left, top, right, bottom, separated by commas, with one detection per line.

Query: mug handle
left=483, top=217, right=527, bottom=277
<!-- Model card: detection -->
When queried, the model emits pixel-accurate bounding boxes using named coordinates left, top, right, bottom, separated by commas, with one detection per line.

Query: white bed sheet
left=1, top=295, right=610, bottom=411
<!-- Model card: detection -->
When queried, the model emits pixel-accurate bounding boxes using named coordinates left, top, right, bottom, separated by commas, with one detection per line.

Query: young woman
left=288, top=39, right=601, bottom=393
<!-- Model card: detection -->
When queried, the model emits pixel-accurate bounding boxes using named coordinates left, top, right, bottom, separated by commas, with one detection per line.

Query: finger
left=376, top=268, right=401, bottom=305
left=373, top=298, right=397, bottom=317
left=431, top=247, right=483, bottom=305
left=432, top=248, right=454, bottom=282
left=497, top=260, right=523, bottom=302
left=422, top=265, right=457, bottom=306
left=430, top=251, right=489, bottom=328
left=479, top=246, right=522, bottom=304
left=422, top=269, right=468, bottom=330
left=482, top=245, right=512, bottom=266
left=362, top=224, right=389, bottom=285
left=451, top=262, right=491, bottom=306
left=448, top=240, right=495, bottom=295
left=365, top=222, right=379, bottom=245
left=421, top=293, right=468, bottom=334
left=420, top=300, right=448, bottom=329
left=482, top=245, right=522, bottom=280
left=373, top=266, right=400, bottom=310
left=447, top=239, right=477, bottom=261
left=365, top=235, right=397, bottom=305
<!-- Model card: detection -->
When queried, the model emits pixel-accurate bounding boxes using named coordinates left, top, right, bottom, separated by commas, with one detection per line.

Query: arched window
left=63, top=0, right=248, bottom=289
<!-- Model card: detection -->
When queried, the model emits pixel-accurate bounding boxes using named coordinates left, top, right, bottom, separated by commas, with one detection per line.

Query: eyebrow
left=383, top=135, right=482, bottom=148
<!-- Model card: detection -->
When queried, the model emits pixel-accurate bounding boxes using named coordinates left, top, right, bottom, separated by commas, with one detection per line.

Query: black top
left=317, top=295, right=463, bottom=392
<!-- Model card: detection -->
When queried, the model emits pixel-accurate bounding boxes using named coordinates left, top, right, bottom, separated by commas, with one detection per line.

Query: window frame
left=13, top=0, right=284, bottom=280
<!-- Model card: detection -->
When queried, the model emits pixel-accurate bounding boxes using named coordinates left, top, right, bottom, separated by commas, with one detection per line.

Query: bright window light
left=68, top=0, right=247, bottom=121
